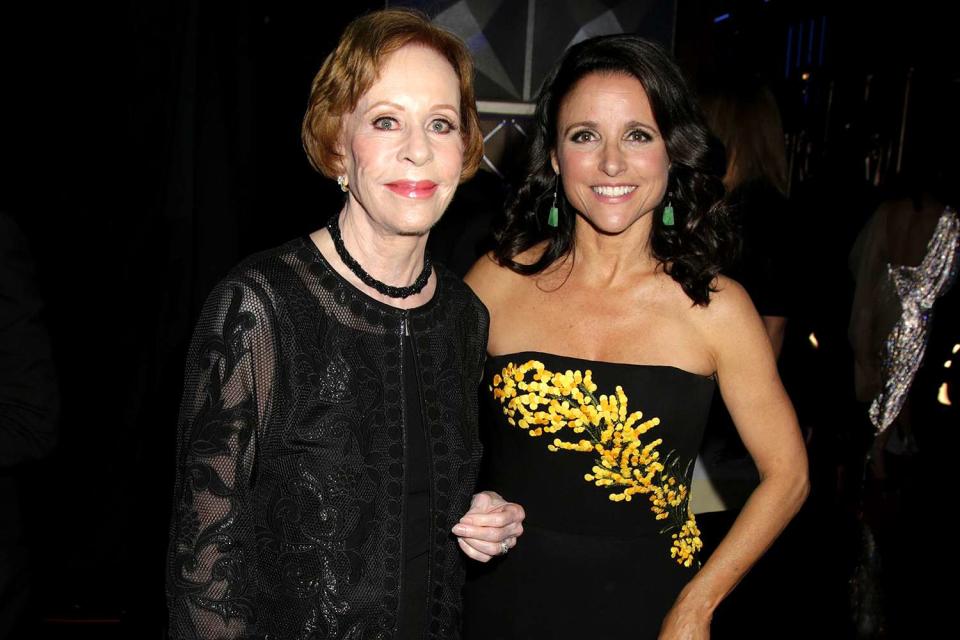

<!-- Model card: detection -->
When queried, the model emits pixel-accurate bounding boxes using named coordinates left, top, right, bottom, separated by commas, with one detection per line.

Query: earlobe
left=334, top=150, right=350, bottom=183
left=550, top=150, right=559, bottom=176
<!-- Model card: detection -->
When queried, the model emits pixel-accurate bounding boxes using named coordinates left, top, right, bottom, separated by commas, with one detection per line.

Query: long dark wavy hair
left=493, top=35, right=734, bottom=306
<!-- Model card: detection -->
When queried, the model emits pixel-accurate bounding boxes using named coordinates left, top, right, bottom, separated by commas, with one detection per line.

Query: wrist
left=674, top=579, right=721, bottom=619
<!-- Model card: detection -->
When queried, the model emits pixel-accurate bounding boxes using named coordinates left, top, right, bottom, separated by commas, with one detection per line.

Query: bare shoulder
left=464, top=252, right=510, bottom=306
left=655, top=273, right=754, bottom=324
left=464, top=243, right=550, bottom=307
left=693, top=274, right=769, bottom=358
left=703, top=274, right=757, bottom=322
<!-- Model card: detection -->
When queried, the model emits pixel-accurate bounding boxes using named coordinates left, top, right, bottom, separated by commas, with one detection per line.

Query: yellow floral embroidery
left=491, top=359, right=702, bottom=567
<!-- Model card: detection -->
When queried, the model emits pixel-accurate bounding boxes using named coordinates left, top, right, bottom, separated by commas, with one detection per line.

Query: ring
left=499, top=541, right=509, bottom=555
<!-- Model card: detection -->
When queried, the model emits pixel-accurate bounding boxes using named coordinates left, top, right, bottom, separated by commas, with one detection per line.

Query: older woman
left=463, top=35, right=808, bottom=639
left=166, top=9, right=523, bottom=639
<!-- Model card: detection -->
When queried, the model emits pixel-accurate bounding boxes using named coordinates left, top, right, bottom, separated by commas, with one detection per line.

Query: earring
left=547, top=176, right=559, bottom=228
left=337, top=175, right=349, bottom=192
left=662, top=198, right=675, bottom=226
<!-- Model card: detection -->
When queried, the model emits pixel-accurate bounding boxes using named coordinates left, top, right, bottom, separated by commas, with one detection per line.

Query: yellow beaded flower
left=491, top=359, right=702, bottom=567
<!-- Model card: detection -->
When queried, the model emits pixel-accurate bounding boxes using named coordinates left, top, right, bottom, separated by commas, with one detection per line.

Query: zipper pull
left=400, top=315, right=409, bottom=336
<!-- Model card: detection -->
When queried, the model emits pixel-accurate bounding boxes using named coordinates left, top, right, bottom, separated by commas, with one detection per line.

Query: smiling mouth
left=591, top=185, right=637, bottom=197
left=386, top=181, right=438, bottom=199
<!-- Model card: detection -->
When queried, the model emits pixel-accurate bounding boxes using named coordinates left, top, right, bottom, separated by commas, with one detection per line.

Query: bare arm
left=761, top=315, right=786, bottom=360
left=660, top=281, right=809, bottom=639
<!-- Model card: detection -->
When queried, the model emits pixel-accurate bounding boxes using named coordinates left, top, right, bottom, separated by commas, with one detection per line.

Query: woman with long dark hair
left=702, top=79, right=792, bottom=356
left=463, top=35, right=808, bottom=639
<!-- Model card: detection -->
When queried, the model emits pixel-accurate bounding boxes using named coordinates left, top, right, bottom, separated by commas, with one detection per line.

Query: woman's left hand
left=452, top=491, right=525, bottom=562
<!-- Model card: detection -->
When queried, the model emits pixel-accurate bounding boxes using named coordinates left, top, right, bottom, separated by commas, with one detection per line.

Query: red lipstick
left=386, top=180, right=438, bottom=198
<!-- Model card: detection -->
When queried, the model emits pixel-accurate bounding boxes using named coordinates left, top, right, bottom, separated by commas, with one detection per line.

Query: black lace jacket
left=166, top=237, right=489, bottom=639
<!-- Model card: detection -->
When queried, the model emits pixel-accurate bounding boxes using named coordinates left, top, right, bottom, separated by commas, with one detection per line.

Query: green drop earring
left=547, top=176, right=559, bottom=228
left=662, top=198, right=675, bottom=226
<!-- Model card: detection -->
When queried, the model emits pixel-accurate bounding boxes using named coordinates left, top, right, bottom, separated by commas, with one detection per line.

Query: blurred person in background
left=693, top=77, right=797, bottom=519
left=692, top=78, right=803, bottom=635
left=847, top=71, right=960, bottom=638
left=0, top=212, right=58, bottom=639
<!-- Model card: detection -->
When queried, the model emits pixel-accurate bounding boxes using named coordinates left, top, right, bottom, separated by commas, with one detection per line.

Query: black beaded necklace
left=327, top=214, right=432, bottom=299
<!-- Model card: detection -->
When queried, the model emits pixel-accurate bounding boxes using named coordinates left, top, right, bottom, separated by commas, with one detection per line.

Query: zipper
left=396, top=312, right=408, bottom=636
left=406, top=314, right=434, bottom=637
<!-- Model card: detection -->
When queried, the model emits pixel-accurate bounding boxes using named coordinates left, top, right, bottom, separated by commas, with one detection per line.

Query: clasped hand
left=451, top=491, right=525, bottom=562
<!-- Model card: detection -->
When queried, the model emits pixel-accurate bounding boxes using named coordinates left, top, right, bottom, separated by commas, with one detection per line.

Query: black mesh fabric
left=166, top=237, right=488, bottom=639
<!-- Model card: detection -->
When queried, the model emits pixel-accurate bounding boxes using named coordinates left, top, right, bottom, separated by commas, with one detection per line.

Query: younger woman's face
left=551, top=72, right=670, bottom=235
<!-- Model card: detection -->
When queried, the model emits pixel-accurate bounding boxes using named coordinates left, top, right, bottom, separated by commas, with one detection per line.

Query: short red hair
left=301, top=9, right=484, bottom=182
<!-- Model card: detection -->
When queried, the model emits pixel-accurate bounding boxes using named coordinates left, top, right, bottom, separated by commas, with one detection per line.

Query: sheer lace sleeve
left=167, top=276, right=276, bottom=639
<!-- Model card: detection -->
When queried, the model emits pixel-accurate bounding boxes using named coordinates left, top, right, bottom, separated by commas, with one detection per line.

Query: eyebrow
left=364, top=101, right=460, bottom=115
left=563, top=120, right=598, bottom=136
left=563, top=119, right=659, bottom=136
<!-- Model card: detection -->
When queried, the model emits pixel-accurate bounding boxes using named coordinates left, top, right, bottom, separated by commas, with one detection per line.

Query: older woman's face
left=338, top=44, right=464, bottom=236
left=551, top=72, right=670, bottom=235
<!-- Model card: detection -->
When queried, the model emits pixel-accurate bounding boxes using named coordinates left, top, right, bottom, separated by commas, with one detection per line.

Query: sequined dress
left=463, top=352, right=715, bottom=640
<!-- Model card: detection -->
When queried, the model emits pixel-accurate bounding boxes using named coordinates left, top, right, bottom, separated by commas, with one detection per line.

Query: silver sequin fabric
left=869, top=208, right=960, bottom=432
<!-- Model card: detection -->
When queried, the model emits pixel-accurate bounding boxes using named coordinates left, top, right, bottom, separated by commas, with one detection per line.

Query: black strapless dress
left=464, top=352, right=716, bottom=640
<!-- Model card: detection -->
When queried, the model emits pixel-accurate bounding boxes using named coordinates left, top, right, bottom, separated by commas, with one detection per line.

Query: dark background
left=0, top=0, right=955, bottom=637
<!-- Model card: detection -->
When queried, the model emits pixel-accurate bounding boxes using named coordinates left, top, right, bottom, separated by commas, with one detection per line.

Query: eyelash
left=430, top=118, right=457, bottom=134
left=569, top=129, right=653, bottom=143
left=570, top=130, right=595, bottom=143
left=373, top=116, right=398, bottom=130
left=372, top=116, right=458, bottom=134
